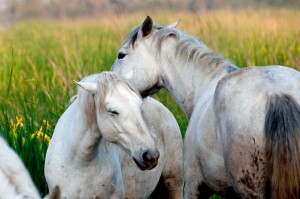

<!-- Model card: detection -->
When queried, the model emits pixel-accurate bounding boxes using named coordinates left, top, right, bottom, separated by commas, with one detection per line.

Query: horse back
left=214, top=65, right=300, bottom=198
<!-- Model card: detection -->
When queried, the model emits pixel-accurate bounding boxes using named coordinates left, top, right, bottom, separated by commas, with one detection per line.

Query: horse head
left=75, top=72, right=159, bottom=170
left=111, top=16, right=181, bottom=97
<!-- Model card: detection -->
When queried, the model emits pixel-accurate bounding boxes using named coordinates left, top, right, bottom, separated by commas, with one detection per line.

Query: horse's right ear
left=141, top=16, right=153, bottom=37
left=74, top=80, right=97, bottom=94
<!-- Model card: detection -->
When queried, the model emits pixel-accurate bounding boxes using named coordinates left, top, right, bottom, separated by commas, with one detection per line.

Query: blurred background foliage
left=0, top=0, right=300, bottom=24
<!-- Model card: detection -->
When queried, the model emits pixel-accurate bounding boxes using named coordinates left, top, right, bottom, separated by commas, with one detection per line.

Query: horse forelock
left=77, top=72, right=142, bottom=126
left=124, top=26, right=139, bottom=47
left=98, top=72, right=142, bottom=100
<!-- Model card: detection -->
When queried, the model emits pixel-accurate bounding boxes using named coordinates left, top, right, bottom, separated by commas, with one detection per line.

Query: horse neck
left=64, top=100, right=103, bottom=162
left=160, top=40, right=236, bottom=119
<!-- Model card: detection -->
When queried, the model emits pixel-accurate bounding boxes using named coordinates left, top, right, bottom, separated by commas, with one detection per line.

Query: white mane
left=153, top=26, right=238, bottom=73
left=126, top=24, right=238, bottom=73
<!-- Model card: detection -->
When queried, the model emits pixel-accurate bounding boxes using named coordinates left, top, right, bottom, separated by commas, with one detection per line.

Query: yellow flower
left=31, top=126, right=51, bottom=144
left=42, top=120, right=51, bottom=129
left=16, top=116, right=23, bottom=128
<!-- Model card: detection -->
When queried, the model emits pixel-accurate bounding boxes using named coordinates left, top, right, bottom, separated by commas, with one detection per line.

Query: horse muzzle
left=133, top=149, right=160, bottom=170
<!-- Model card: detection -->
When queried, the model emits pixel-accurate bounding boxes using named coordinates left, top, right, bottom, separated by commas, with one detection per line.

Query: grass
left=0, top=9, right=299, bottom=197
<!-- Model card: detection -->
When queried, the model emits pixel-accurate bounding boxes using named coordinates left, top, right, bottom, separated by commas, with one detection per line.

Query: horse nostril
left=142, top=151, right=151, bottom=162
left=142, top=150, right=160, bottom=163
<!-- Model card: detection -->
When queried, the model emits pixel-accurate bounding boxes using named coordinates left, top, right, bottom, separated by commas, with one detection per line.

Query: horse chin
left=132, top=157, right=158, bottom=170
left=140, top=85, right=162, bottom=98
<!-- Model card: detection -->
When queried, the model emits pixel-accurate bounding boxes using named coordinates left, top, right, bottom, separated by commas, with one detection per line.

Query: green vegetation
left=0, top=9, right=299, bottom=197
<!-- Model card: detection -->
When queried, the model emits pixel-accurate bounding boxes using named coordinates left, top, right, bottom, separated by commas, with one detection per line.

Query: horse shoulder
left=142, top=97, right=184, bottom=198
left=143, top=97, right=183, bottom=168
left=143, top=97, right=182, bottom=143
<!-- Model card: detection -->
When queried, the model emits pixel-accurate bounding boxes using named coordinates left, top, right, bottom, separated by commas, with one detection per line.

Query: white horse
left=111, top=16, right=300, bottom=199
left=45, top=72, right=183, bottom=198
left=0, top=136, right=60, bottom=199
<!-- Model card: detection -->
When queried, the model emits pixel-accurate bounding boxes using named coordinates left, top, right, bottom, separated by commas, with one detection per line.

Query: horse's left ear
left=168, top=19, right=181, bottom=28
left=141, top=16, right=153, bottom=37
left=74, top=80, right=97, bottom=94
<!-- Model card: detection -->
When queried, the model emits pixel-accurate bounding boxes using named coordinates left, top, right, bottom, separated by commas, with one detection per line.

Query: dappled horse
left=111, top=16, right=300, bottom=198
left=45, top=72, right=183, bottom=198
left=0, top=137, right=60, bottom=199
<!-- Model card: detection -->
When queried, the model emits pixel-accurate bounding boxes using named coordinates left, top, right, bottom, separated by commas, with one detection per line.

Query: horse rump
left=265, top=94, right=300, bottom=199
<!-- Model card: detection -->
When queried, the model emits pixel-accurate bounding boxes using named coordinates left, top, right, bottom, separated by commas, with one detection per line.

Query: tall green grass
left=0, top=9, right=299, bottom=197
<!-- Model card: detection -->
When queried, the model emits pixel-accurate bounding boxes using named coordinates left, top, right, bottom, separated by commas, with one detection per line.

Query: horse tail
left=265, top=94, right=300, bottom=199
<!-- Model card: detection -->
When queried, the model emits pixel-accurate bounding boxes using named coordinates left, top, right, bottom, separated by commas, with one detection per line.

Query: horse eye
left=118, top=52, right=126, bottom=59
left=107, top=109, right=119, bottom=116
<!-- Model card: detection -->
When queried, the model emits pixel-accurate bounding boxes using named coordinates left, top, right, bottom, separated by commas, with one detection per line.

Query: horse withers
left=45, top=72, right=183, bottom=198
left=111, top=16, right=300, bottom=198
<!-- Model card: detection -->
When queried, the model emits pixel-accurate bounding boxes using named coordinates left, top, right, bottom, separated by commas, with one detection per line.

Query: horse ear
left=74, top=80, right=97, bottom=94
left=141, top=16, right=153, bottom=37
left=168, top=19, right=181, bottom=28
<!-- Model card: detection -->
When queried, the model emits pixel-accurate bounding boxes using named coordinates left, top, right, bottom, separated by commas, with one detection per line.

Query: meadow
left=0, top=9, right=299, bottom=197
